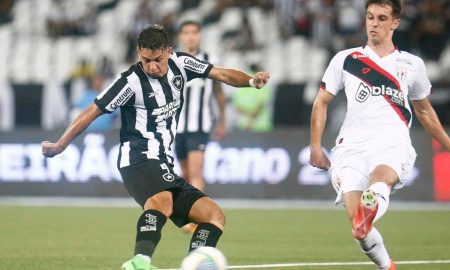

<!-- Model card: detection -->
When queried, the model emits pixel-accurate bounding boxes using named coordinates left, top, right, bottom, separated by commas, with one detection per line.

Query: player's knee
left=144, top=193, right=173, bottom=217
left=210, top=208, right=226, bottom=228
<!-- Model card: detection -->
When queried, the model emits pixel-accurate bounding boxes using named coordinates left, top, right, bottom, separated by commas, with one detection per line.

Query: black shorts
left=175, top=132, right=210, bottom=160
left=119, top=159, right=206, bottom=227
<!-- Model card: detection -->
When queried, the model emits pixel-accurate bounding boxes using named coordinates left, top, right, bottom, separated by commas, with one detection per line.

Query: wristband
left=249, top=78, right=255, bottom=88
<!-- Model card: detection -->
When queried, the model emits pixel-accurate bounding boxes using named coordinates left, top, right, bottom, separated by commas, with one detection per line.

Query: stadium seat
left=307, top=47, right=329, bottom=81
left=31, top=38, right=52, bottom=82
left=425, top=61, right=443, bottom=83
left=115, top=0, right=139, bottom=32
left=10, top=37, right=32, bottom=82
left=53, top=38, right=75, bottom=81
left=286, top=37, right=309, bottom=83
left=219, top=8, right=243, bottom=33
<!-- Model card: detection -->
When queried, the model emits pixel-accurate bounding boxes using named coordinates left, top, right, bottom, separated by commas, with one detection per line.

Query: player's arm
left=212, top=81, right=227, bottom=140
left=41, top=103, right=103, bottom=157
left=412, top=97, right=450, bottom=151
left=207, top=66, right=270, bottom=89
left=310, top=90, right=335, bottom=170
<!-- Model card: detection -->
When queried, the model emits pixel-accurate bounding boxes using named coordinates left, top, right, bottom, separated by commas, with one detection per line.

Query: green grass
left=0, top=206, right=449, bottom=269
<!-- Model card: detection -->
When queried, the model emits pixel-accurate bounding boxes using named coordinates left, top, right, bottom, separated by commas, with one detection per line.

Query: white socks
left=369, top=182, right=390, bottom=223
left=356, top=182, right=392, bottom=269
left=136, top=254, right=151, bottom=263
left=356, top=227, right=391, bottom=270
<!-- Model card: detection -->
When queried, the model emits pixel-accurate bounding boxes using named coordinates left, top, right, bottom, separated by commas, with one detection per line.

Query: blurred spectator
left=413, top=0, right=447, bottom=60
left=124, top=0, right=178, bottom=63
left=97, top=56, right=115, bottom=79
left=0, top=0, right=13, bottom=25
left=46, top=0, right=97, bottom=37
left=70, top=58, right=95, bottom=82
left=224, top=14, right=256, bottom=52
left=335, top=0, right=365, bottom=48
left=291, top=0, right=312, bottom=37
left=310, top=0, right=336, bottom=51
left=393, top=0, right=417, bottom=52
left=231, top=64, right=273, bottom=132
left=182, top=0, right=201, bottom=11
left=71, top=74, right=118, bottom=132
left=203, top=0, right=232, bottom=25
left=125, top=0, right=153, bottom=63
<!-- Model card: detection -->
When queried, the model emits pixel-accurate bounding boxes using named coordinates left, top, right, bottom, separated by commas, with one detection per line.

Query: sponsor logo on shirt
left=109, top=87, right=133, bottom=110
left=352, top=53, right=369, bottom=59
left=152, top=100, right=179, bottom=121
left=355, top=83, right=404, bottom=106
left=183, top=57, right=207, bottom=73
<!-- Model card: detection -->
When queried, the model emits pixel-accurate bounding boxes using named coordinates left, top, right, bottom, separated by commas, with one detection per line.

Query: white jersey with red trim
left=321, top=46, right=431, bottom=145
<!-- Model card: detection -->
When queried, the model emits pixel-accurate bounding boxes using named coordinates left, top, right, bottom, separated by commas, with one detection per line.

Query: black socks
left=189, top=223, right=223, bottom=252
left=135, top=209, right=167, bottom=257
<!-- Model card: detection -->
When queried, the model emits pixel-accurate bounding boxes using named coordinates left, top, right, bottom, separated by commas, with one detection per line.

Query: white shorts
left=330, top=139, right=417, bottom=204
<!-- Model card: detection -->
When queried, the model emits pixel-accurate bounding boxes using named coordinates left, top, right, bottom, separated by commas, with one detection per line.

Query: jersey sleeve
left=409, top=57, right=432, bottom=100
left=94, top=74, right=135, bottom=114
left=321, top=51, right=345, bottom=95
left=176, top=52, right=214, bottom=81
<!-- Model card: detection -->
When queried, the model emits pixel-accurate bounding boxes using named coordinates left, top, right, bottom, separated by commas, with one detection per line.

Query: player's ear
left=167, top=47, right=173, bottom=54
left=391, top=18, right=400, bottom=30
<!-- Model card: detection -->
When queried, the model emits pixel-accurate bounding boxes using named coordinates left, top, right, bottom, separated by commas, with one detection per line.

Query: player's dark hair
left=137, top=24, right=170, bottom=50
left=178, top=20, right=202, bottom=33
left=365, top=0, right=402, bottom=18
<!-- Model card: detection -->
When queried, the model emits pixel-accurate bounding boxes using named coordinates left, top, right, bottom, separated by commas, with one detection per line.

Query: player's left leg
left=187, top=197, right=225, bottom=252
left=351, top=165, right=398, bottom=270
left=344, top=191, right=394, bottom=270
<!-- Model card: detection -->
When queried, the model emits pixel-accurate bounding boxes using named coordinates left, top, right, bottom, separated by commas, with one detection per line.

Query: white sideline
left=161, top=259, right=450, bottom=269
left=1, top=197, right=450, bottom=210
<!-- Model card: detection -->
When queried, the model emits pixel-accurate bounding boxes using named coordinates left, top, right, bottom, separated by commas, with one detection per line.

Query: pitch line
left=162, top=259, right=450, bottom=269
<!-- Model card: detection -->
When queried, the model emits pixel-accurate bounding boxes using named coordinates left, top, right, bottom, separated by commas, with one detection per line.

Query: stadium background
left=0, top=0, right=449, bottom=202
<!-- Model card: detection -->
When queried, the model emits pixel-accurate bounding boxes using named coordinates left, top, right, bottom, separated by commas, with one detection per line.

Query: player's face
left=365, top=4, right=400, bottom=45
left=137, top=47, right=173, bottom=77
left=178, top=24, right=201, bottom=52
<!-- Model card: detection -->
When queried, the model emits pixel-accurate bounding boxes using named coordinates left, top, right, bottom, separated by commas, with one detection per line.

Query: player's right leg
left=187, top=197, right=226, bottom=252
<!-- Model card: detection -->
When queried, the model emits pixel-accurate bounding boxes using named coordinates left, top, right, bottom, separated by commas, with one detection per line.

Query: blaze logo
left=355, top=83, right=405, bottom=106
left=355, top=83, right=371, bottom=102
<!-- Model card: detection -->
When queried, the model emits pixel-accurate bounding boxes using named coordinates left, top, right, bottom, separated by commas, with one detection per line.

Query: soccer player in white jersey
left=310, top=1, right=450, bottom=269
left=41, top=25, right=270, bottom=270
left=176, top=21, right=227, bottom=233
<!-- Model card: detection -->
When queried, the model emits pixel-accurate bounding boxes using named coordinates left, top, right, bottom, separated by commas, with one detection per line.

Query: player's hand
left=214, top=120, right=227, bottom=141
left=252, top=72, right=270, bottom=89
left=310, top=147, right=331, bottom=171
left=41, top=141, right=65, bottom=158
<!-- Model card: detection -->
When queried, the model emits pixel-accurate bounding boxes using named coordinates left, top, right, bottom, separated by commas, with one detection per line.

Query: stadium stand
left=0, top=0, right=448, bottom=130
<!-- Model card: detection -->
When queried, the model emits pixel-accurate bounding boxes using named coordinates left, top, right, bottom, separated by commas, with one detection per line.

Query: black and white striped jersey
left=94, top=52, right=213, bottom=168
left=176, top=51, right=218, bottom=134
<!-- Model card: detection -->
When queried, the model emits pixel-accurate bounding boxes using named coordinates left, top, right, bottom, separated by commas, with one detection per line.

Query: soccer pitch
left=1, top=205, right=450, bottom=270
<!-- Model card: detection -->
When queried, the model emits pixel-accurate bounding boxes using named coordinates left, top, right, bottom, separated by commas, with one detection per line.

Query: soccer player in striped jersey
left=175, top=21, right=227, bottom=234
left=310, top=1, right=450, bottom=269
left=41, top=25, right=270, bottom=270
left=176, top=21, right=226, bottom=192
